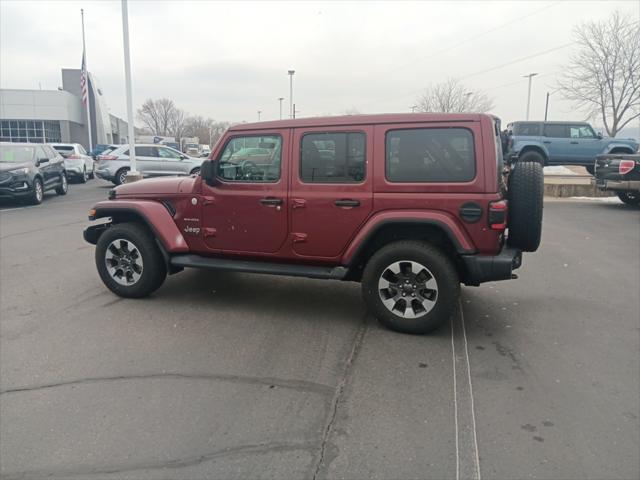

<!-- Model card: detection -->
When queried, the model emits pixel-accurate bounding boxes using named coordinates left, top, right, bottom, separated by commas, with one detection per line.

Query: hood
left=114, top=175, right=198, bottom=196
left=0, top=162, right=32, bottom=172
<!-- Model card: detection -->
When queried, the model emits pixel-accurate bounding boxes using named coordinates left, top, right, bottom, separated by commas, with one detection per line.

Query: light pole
left=278, top=97, right=284, bottom=120
left=410, top=105, right=418, bottom=113
left=120, top=0, right=141, bottom=182
left=257, top=110, right=262, bottom=121
left=288, top=69, right=295, bottom=119
left=523, top=73, right=538, bottom=120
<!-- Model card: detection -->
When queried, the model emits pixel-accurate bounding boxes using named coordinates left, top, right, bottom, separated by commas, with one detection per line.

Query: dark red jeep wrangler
left=84, top=114, right=543, bottom=334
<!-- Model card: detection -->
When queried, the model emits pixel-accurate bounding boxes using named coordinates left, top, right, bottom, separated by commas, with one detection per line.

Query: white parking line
left=451, top=300, right=482, bottom=480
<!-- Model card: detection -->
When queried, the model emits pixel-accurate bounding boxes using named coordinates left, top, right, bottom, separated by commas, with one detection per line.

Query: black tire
left=79, top=166, right=88, bottom=183
left=114, top=168, right=129, bottom=186
left=617, top=191, right=640, bottom=206
left=190, top=167, right=201, bottom=176
left=507, top=161, right=543, bottom=252
left=28, top=177, right=44, bottom=205
left=95, top=223, right=167, bottom=298
left=585, top=165, right=595, bottom=175
left=519, top=150, right=545, bottom=166
left=55, top=173, right=68, bottom=195
left=362, top=241, right=459, bottom=335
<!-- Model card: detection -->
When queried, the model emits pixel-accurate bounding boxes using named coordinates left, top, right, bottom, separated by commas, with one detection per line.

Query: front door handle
left=543, top=141, right=551, bottom=144
left=260, top=197, right=283, bottom=206
left=334, top=199, right=360, bottom=207
left=570, top=141, right=579, bottom=144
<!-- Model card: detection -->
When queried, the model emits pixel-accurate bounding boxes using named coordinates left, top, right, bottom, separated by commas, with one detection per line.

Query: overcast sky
left=1, top=0, right=638, bottom=131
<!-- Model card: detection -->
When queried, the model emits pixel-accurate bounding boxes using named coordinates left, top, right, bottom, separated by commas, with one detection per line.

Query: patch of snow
left=544, top=166, right=578, bottom=175
left=570, top=196, right=622, bottom=203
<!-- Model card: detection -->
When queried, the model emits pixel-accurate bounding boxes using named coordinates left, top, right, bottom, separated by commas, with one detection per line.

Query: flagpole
left=121, top=0, right=139, bottom=181
left=81, top=9, right=93, bottom=153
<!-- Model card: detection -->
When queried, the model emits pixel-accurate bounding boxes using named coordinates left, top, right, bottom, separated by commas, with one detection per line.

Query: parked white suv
left=50, top=143, right=94, bottom=183
left=95, top=144, right=205, bottom=185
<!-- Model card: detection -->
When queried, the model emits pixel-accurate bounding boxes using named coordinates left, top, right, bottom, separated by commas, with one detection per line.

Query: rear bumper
left=461, top=246, right=522, bottom=286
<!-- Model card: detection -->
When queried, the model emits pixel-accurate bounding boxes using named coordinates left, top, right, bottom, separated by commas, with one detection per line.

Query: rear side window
left=300, top=132, right=366, bottom=183
left=513, top=123, right=541, bottom=136
left=544, top=124, right=568, bottom=138
left=385, top=128, right=475, bottom=182
left=135, top=146, right=156, bottom=157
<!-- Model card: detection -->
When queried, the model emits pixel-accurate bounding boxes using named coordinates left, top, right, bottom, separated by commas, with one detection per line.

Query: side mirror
left=38, top=157, right=50, bottom=165
left=596, top=132, right=603, bottom=139
left=180, top=154, right=188, bottom=160
left=200, top=160, right=218, bottom=186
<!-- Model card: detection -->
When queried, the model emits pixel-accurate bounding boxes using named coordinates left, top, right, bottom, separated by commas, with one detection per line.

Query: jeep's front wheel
left=362, top=241, right=459, bottom=334
left=95, top=223, right=167, bottom=298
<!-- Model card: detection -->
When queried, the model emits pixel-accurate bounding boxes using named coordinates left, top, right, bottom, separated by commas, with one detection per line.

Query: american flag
left=80, top=52, right=88, bottom=106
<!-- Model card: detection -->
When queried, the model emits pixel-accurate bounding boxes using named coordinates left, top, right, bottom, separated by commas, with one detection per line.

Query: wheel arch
left=606, top=145, right=635, bottom=154
left=342, top=218, right=473, bottom=281
left=86, top=201, right=189, bottom=254
left=518, top=145, right=548, bottom=164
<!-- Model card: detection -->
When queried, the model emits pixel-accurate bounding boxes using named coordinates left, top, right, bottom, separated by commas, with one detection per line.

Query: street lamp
left=257, top=110, right=262, bottom=121
left=523, top=73, right=538, bottom=120
left=410, top=105, right=418, bottom=113
left=288, top=69, right=295, bottom=119
left=278, top=97, right=284, bottom=120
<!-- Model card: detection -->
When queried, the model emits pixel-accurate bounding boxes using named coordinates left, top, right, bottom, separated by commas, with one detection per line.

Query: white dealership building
left=0, top=68, right=128, bottom=149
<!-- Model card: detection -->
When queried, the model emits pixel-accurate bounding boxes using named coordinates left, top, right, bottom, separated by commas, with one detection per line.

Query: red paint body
left=92, top=113, right=505, bottom=267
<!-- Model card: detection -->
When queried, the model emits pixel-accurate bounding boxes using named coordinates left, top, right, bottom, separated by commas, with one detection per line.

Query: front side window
left=156, top=147, right=182, bottom=159
left=217, top=135, right=281, bottom=182
left=300, top=132, right=366, bottom=183
left=569, top=125, right=595, bottom=138
left=386, top=128, right=475, bottom=182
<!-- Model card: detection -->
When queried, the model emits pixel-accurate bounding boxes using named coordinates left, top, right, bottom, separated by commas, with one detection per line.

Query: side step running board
left=170, top=254, right=348, bottom=280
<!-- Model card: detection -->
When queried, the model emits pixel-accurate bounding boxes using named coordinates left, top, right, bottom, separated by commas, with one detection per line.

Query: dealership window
left=217, top=135, right=281, bottom=182
left=386, top=128, right=476, bottom=182
left=300, top=132, right=366, bottom=183
left=0, top=119, right=60, bottom=143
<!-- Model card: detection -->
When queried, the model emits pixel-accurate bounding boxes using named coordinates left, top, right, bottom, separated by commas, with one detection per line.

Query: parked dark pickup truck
left=593, top=154, right=640, bottom=205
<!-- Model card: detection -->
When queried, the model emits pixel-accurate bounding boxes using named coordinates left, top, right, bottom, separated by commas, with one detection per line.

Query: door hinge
left=203, top=227, right=217, bottom=238
left=292, top=232, right=307, bottom=243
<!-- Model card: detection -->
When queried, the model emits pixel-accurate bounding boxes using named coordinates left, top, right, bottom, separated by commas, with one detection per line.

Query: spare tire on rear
left=507, top=161, right=543, bottom=252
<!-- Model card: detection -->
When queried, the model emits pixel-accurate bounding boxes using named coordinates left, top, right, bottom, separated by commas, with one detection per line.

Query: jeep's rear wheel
left=362, top=241, right=459, bottom=334
left=95, top=223, right=167, bottom=298
left=507, top=161, right=544, bottom=252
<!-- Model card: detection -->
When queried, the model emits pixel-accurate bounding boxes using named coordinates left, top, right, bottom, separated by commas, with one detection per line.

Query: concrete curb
left=544, top=182, right=614, bottom=198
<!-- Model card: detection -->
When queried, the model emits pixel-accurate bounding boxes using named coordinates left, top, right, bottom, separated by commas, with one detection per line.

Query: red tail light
left=489, top=199, right=508, bottom=230
left=99, top=155, right=118, bottom=161
left=619, top=160, right=635, bottom=175
left=68, top=154, right=80, bottom=159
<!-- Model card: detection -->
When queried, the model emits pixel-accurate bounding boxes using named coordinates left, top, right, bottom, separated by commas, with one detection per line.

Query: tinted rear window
left=385, top=128, right=475, bottom=182
left=300, top=132, right=366, bottom=183
left=53, top=145, right=74, bottom=151
left=513, top=123, right=541, bottom=136
left=544, top=124, right=568, bottom=138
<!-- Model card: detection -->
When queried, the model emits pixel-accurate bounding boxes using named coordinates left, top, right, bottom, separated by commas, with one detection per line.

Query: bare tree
left=416, top=78, right=494, bottom=113
left=558, top=11, right=640, bottom=137
left=183, top=116, right=229, bottom=146
left=136, top=98, right=181, bottom=137
left=168, top=108, right=186, bottom=143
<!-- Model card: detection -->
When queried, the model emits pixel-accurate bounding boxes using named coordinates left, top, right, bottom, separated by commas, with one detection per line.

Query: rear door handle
left=543, top=141, right=551, bottom=144
left=334, top=199, right=360, bottom=207
left=260, top=197, right=283, bottom=206
left=570, top=141, right=579, bottom=144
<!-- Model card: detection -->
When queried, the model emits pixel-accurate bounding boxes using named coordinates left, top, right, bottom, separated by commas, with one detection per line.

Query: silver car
left=51, top=143, right=95, bottom=183
left=94, top=144, right=204, bottom=185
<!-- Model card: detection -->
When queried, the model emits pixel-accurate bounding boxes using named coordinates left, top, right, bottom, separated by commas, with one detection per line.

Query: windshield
left=0, top=145, right=35, bottom=163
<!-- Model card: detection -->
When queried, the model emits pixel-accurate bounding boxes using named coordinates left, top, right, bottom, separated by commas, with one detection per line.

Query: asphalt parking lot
left=1, top=180, right=638, bottom=480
